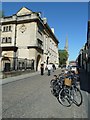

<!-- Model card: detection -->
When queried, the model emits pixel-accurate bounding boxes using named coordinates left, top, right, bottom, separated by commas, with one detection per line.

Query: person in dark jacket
left=52, top=64, right=56, bottom=72
left=40, top=63, right=44, bottom=75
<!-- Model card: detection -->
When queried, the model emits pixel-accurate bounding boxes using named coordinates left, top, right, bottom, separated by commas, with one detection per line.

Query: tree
left=0, top=10, right=4, bottom=17
left=58, top=49, right=68, bottom=67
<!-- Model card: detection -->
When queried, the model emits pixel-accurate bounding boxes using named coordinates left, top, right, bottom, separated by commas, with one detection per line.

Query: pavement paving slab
left=1, top=68, right=89, bottom=118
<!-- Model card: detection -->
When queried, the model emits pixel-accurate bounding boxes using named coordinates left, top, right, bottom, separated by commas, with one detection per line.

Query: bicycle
left=58, top=74, right=83, bottom=107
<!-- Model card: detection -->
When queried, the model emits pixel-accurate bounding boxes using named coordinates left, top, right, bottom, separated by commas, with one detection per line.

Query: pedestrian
left=40, top=63, right=44, bottom=75
left=47, top=64, right=52, bottom=76
left=52, top=64, right=55, bottom=72
left=77, top=66, right=80, bottom=74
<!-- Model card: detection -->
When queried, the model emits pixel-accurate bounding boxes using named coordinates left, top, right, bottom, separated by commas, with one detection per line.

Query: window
left=9, top=26, right=11, bottom=31
left=38, top=25, right=43, bottom=36
left=3, top=26, right=11, bottom=32
left=6, top=37, right=7, bottom=42
left=7, top=37, right=11, bottom=43
left=6, top=26, right=8, bottom=32
left=2, top=38, right=6, bottom=43
left=2, top=37, right=12, bottom=43
left=38, top=30, right=42, bottom=35
left=3, top=27, right=5, bottom=32
left=37, top=39, right=43, bottom=48
left=0, top=26, right=1, bottom=32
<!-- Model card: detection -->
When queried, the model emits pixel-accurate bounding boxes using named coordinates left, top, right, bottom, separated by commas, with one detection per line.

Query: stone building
left=87, top=20, right=90, bottom=72
left=77, top=21, right=90, bottom=72
left=0, top=7, right=59, bottom=72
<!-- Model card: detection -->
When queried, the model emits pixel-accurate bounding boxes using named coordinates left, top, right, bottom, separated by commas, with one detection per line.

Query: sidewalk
left=1, top=70, right=41, bottom=85
left=79, top=68, right=90, bottom=93
left=1, top=68, right=61, bottom=85
left=79, top=68, right=90, bottom=119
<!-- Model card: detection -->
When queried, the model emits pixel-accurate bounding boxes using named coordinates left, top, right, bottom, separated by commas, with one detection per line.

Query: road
left=2, top=69, right=88, bottom=118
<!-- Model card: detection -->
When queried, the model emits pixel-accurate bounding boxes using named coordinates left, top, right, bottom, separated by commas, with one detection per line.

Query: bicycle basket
left=64, top=78, right=72, bottom=86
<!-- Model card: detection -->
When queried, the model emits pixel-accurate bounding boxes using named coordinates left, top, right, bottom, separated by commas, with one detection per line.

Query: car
left=71, top=65, right=78, bottom=74
left=61, top=64, right=66, bottom=69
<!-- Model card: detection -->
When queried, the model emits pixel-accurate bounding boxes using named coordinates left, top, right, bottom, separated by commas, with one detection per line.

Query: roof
left=16, top=7, right=33, bottom=16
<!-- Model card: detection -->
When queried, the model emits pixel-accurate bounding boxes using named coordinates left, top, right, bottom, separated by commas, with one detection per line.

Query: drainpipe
left=13, top=15, right=17, bottom=70
left=0, top=24, right=2, bottom=78
left=0, top=47, right=3, bottom=79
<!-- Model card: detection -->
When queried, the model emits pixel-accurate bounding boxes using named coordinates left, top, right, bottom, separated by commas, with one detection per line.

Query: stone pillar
left=0, top=57, right=3, bottom=79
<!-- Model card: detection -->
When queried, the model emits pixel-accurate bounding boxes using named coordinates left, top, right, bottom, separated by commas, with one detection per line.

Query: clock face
left=20, top=24, right=26, bottom=33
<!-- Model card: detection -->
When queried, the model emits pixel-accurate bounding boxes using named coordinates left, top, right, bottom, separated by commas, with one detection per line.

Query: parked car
left=61, top=64, right=66, bottom=69
left=71, top=65, right=78, bottom=74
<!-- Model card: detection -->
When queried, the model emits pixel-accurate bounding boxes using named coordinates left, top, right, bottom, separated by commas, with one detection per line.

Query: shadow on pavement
left=79, top=69, right=90, bottom=94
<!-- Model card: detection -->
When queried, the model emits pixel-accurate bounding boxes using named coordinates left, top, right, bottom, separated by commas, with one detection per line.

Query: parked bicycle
left=50, top=71, right=82, bottom=107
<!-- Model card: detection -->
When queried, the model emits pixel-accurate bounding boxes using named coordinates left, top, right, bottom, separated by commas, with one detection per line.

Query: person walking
left=47, top=64, right=52, bottom=76
left=52, top=64, right=56, bottom=72
left=40, top=63, right=44, bottom=75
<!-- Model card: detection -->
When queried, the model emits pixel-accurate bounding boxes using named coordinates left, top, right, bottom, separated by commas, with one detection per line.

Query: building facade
left=77, top=20, right=90, bottom=72
left=0, top=7, right=59, bottom=73
left=87, top=20, right=90, bottom=72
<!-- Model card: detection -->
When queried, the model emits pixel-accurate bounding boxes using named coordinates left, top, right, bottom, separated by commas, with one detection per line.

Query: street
left=2, top=69, right=88, bottom=118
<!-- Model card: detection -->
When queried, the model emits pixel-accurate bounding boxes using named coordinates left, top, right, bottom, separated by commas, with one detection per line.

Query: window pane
left=9, top=26, right=11, bottom=31
left=6, top=37, right=7, bottom=42
left=2, top=38, right=6, bottom=43
left=6, top=26, right=8, bottom=32
left=8, top=37, right=11, bottom=43
left=3, top=27, right=5, bottom=32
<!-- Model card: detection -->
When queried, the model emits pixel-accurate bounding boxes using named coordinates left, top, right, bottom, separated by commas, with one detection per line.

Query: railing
left=0, top=57, right=35, bottom=78
left=1, top=57, right=34, bottom=72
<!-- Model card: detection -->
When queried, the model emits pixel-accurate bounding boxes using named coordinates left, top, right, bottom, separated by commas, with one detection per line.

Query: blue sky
left=2, top=2, right=88, bottom=61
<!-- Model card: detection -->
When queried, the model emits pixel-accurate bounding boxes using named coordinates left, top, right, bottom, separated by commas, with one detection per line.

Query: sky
left=1, top=2, right=88, bottom=61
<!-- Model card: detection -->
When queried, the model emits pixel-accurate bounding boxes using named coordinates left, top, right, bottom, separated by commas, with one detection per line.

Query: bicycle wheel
left=58, top=87, right=72, bottom=107
left=73, top=86, right=83, bottom=106
left=50, top=79, right=56, bottom=87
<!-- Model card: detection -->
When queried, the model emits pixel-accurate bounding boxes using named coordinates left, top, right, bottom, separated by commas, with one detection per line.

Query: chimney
left=42, top=18, right=47, bottom=24
left=51, top=28, right=54, bottom=34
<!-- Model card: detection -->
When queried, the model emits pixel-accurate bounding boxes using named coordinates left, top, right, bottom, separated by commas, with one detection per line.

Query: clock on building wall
left=20, top=24, right=26, bottom=33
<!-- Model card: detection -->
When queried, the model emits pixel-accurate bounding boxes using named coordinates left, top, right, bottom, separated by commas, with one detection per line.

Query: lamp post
left=44, top=50, right=51, bottom=65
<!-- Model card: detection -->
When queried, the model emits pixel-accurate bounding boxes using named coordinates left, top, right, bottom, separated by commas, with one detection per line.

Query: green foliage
left=0, top=10, right=4, bottom=17
left=58, top=49, right=68, bottom=66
